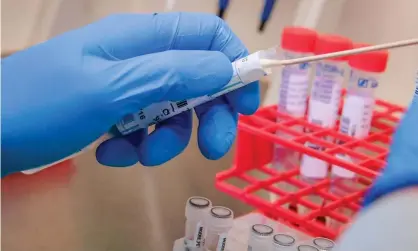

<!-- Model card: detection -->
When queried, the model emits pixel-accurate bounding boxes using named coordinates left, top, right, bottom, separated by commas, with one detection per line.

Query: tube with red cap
left=272, top=27, right=317, bottom=203
left=299, top=34, right=353, bottom=214
left=329, top=44, right=389, bottom=229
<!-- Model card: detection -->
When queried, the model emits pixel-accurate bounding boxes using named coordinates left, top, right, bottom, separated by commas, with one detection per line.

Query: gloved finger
left=96, top=129, right=146, bottom=167
left=225, top=81, right=260, bottom=115
left=194, top=98, right=237, bottom=160
left=92, top=12, right=260, bottom=115
left=364, top=99, right=418, bottom=206
left=105, top=50, right=233, bottom=117
left=137, top=110, right=192, bottom=166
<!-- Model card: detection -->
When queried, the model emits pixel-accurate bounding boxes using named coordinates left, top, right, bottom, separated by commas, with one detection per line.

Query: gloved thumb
left=105, top=50, right=234, bottom=116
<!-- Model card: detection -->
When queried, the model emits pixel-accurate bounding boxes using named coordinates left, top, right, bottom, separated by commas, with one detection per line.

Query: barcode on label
left=340, top=116, right=350, bottom=135
left=122, top=114, right=135, bottom=124
left=176, top=100, right=188, bottom=108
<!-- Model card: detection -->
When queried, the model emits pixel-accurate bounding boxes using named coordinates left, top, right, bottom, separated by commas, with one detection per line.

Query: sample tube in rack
left=184, top=196, right=212, bottom=249
left=247, top=224, right=274, bottom=251
left=299, top=35, right=352, bottom=214
left=204, top=206, right=234, bottom=251
left=272, top=233, right=296, bottom=250
left=312, top=237, right=335, bottom=250
left=329, top=44, right=389, bottom=228
left=272, top=27, right=317, bottom=200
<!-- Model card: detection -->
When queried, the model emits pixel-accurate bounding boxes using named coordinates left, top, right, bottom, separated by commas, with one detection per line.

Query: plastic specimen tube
left=329, top=44, right=389, bottom=229
left=272, top=26, right=317, bottom=204
left=299, top=34, right=352, bottom=214
left=184, top=196, right=212, bottom=249
left=204, top=206, right=234, bottom=251
left=247, top=224, right=274, bottom=251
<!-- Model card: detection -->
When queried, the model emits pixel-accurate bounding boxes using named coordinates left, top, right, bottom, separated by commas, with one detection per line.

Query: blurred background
left=1, top=1, right=418, bottom=251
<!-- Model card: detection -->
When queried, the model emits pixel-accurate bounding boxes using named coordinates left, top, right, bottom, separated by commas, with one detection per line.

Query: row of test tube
left=183, top=196, right=336, bottom=251
left=247, top=223, right=335, bottom=251
left=184, top=196, right=234, bottom=251
left=272, top=27, right=389, bottom=227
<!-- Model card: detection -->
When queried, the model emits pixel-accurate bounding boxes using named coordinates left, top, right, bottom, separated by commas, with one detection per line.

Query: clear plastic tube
left=204, top=206, right=234, bottom=251
left=247, top=224, right=274, bottom=251
left=271, top=27, right=317, bottom=206
left=329, top=68, right=380, bottom=229
left=115, top=48, right=278, bottom=136
left=184, top=196, right=212, bottom=249
left=328, top=45, right=388, bottom=229
left=271, top=233, right=296, bottom=251
left=272, top=49, right=313, bottom=207
left=299, top=59, right=347, bottom=214
left=299, top=34, right=352, bottom=216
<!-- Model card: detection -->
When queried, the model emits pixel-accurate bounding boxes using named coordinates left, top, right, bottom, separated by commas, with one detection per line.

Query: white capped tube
left=312, top=237, right=335, bottom=250
left=271, top=26, right=317, bottom=204
left=247, top=224, right=274, bottom=251
left=331, top=45, right=389, bottom=178
left=115, top=49, right=277, bottom=135
left=204, top=206, right=234, bottom=251
left=272, top=233, right=296, bottom=250
left=328, top=45, right=389, bottom=230
left=184, top=196, right=212, bottom=249
left=300, top=34, right=352, bottom=181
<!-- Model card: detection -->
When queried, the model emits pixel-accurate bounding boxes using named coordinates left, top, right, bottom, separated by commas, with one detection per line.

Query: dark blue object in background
left=217, top=0, right=230, bottom=19
left=259, top=0, right=277, bottom=32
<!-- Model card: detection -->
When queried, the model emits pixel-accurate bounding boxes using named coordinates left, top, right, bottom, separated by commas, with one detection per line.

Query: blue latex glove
left=1, top=12, right=260, bottom=176
left=364, top=94, right=418, bottom=206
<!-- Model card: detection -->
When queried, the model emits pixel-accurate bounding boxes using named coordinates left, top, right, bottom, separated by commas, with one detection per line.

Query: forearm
left=336, top=187, right=418, bottom=251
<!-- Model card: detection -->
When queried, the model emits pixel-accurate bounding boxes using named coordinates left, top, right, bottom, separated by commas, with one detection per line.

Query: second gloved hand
left=2, top=13, right=260, bottom=175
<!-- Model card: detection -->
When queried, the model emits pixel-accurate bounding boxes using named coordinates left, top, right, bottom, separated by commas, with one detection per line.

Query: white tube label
left=193, top=221, right=205, bottom=248
left=116, top=52, right=266, bottom=135
left=216, top=232, right=228, bottom=251
left=279, top=59, right=311, bottom=117
left=340, top=95, right=374, bottom=139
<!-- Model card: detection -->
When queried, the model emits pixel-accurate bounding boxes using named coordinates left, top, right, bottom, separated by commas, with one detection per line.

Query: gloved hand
left=2, top=12, right=259, bottom=176
left=364, top=94, right=418, bottom=206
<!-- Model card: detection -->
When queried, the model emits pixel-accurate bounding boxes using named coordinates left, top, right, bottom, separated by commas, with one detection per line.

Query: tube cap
left=251, top=224, right=274, bottom=236
left=314, top=34, right=353, bottom=61
left=185, top=196, right=212, bottom=219
left=313, top=237, right=335, bottom=250
left=273, top=234, right=295, bottom=246
left=349, top=43, right=389, bottom=73
left=207, top=206, right=234, bottom=228
left=281, top=26, right=317, bottom=53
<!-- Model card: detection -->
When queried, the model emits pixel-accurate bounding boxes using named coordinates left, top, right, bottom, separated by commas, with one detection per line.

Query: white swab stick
left=260, top=38, right=418, bottom=68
